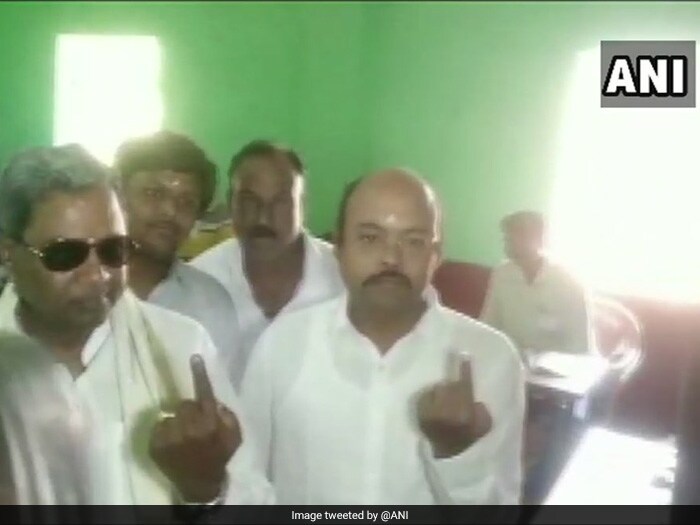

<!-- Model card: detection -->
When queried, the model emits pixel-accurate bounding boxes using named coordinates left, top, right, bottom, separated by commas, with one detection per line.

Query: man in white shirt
left=114, top=131, right=240, bottom=368
left=241, top=168, right=525, bottom=505
left=480, top=211, right=593, bottom=358
left=0, top=145, right=272, bottom=510
left=191, top=140, right=343, bottom=386
left=0, top=331, right=95, bottom=507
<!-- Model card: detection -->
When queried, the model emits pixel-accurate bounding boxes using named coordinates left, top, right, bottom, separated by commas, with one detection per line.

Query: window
left=53, top=34, right=163, bottom=165
left=548, top=47, right=700, bottom=302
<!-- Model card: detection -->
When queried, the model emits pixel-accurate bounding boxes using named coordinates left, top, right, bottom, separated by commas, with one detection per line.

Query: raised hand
left=417, top=352, right=492, bottom=458
left=149, top=354, right=241, bottom=502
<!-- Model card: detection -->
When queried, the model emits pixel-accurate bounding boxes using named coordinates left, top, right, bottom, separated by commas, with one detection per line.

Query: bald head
left=336, top=168, right=442, bottom=245
left=335, top=168, right=443, bottom=314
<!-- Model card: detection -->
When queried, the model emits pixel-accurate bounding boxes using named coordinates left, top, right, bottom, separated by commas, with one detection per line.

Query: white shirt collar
left=148, top=259, right=186, bottom=299
left=232, top=230, right=330, bottom=310
left=505, top=257, right=554, bottom=285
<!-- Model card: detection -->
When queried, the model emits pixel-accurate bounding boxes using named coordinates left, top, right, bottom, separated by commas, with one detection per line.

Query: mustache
left=246, top=225, right=277, bottom=239
left=68, top=287, right=118, bottom=309
left=362, top=270, right=412, bottom=288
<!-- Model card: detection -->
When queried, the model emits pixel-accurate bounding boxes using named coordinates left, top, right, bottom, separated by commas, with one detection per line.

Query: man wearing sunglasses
left=191, top=140, right=344, bottom=387
left=114, top=131, right=241, bottom=374
left=0, top=145, right=272, bottom=509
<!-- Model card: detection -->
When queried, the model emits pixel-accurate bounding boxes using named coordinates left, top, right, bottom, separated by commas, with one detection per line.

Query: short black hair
left=114, top=130, right=217, bottom=214
left=501, top=210, right=545, bottom=237
left=227, top=139, right=305, bottom=179
left=334, top=176, right=365, bottom=246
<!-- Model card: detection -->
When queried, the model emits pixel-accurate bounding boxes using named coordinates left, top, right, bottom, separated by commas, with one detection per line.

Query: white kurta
left=0, top=331, right=97, bottom=506
left=0, top=284, right=273, bottom=506
left=147, top=260, right=241, bottom=369
left=480, top=259, right=594, bottom=356
left=190, top=232, right=344, bottom=386
left=240, top=293, right=525, bottom=505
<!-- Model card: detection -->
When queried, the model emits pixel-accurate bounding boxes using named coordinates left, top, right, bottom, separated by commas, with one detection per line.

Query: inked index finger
left=458, top=357, right=475, bottom=406
left=190, top=354, right=217, bottom=416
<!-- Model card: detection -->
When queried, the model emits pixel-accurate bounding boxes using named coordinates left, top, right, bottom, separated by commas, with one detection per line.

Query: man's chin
left=365, top=287, right=416, bottom=311
left=242, top=237, right=284, bottom=258
left=68, top=293, right=121, bottom=328
left=68, top=308, right=109, bottom=332
left=244, top=235, right=278, bottom=246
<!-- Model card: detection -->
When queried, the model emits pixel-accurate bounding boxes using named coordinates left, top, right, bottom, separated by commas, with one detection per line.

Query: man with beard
left=114, top=131, right=240, bottom=369
left=240, top=169, right=525, bottom=505
left=191, top=140, right=343, bottom=386
left=0, top=145, right=272, bottom=510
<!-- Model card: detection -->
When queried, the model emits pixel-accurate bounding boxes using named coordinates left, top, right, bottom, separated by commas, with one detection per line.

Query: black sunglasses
left=18, top=235, right=134, bottom=272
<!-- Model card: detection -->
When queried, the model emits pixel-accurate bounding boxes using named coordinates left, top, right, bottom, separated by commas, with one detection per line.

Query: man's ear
left=1, top=237, right=12, bottom=260
left=297, top=178, right=307, bottom=224
left=333, top=234, right=342, bottom=261
left=431, top=238, right=444, bottom=275
left=226, top=183, right=234, bottom=211
left=0, top=237, right=16, bottom=276
left=227, top=188, right=239, bottom=236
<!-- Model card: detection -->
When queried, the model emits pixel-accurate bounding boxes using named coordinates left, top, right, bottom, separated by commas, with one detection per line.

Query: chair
left=431, top=261, right=492, bottom=318
left=178, top=203, right=234, bottom=261
left=586, top=296, right=645, bottom=425
left=178, top=222, right=233, bottom=261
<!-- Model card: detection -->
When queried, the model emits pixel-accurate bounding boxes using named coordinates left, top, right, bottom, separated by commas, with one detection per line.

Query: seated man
left=0, top=145, right=272, bottom=510
left=114, top=131, right=241, bottom=372
left=480, top=212, right=596, bottom=506
left=241, top=168, right=525, bottom=504
left=480, top=211, right=594, bottom=360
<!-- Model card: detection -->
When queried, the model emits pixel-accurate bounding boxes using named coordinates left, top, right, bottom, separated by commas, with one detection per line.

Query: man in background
left=480, top=211, right=593, bottom=360
left=480, top=211, right=596, bottom=506
left=115, top=131, right=241, bottom=370
left=192, top=140, right=343, bottom=386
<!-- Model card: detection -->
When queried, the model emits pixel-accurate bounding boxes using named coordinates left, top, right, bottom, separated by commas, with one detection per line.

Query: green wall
left=363, top=1, right=700, bottom=264
left=0, top=1, right=303, bottom=196
left=1, top=1, right=700, bottom=264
